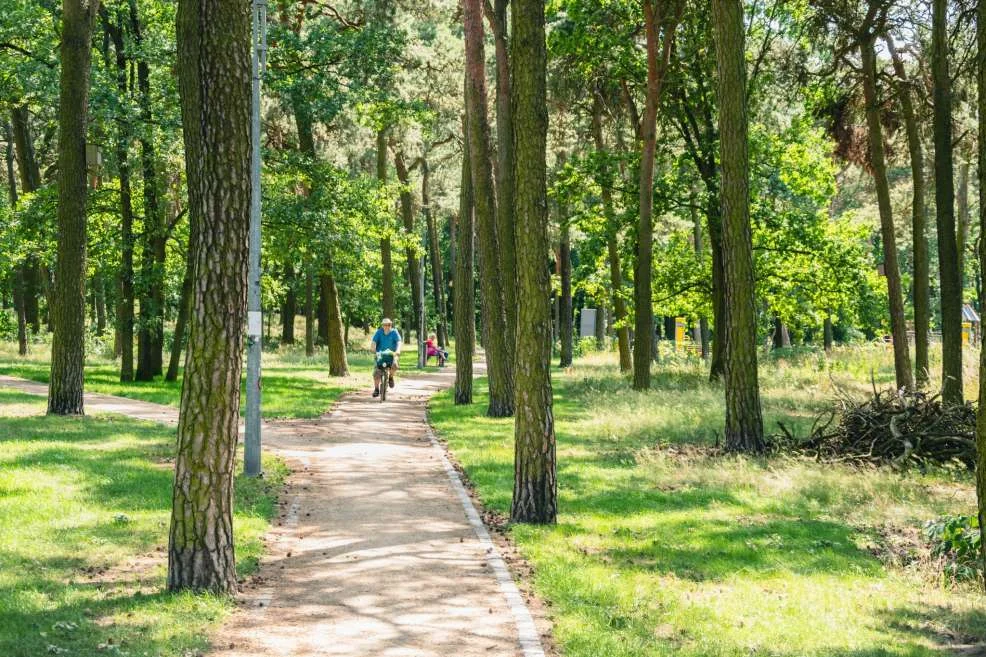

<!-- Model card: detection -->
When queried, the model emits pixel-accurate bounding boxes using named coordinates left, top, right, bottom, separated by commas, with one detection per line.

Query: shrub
left=924, top=514, right=983, bottom=584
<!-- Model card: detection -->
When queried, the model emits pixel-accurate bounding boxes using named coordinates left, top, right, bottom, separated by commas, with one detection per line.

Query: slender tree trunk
left=454, top=112, right=475, bottom=404
left=957, top=161, right=970, bottom=290
left=317, top=274, right=330, bottom=345
left=464, top=0, right=514, bottom=417
left=861, top=34, right=914, bottom=391
left=305, top=267, right=315, bottom=357
left=489, top=0, right=517, bottom=351
left=973, top=0, right=986, bottom=587
left=168, top=0, right=250, bottom=593
left=824, top=315, right=834, bottom=353
left=281, top=263, right=296, bottom=344
left=378, top=128, right=396, bottom=320
left=49, top=0, right=99, bottom=416
left=511, top=0, right=556, bottom=524
left=714, top=0, right=764, bottom=451
left=634, top=0, right=677, bottom=390
left=422, top=159, right=448, bottom=348
left=10, top=106, right=42, bottom=336
left=887, top=36, right=930, bottom=387
left=708, top=194, right=726, bottom=380
left=323, top=254, right=349, bottom=377
left=692, top=197, right=710, bottom=359
left=394, top=145, right=423, bottom=341
left=166, top=234, right=195, bottom=382
left=559, top=220, right=573, bottom=367
left=590, top=97, right=632, bottom=372
left=932, top=0, right=962, bottom=404
left=4, top=127, right=27, bottom=356
left=94, top=273, right=106, bottom=335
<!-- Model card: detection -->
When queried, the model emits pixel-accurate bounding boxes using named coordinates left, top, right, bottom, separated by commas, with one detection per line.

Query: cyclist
left=371, top=318, right=402, bottom=398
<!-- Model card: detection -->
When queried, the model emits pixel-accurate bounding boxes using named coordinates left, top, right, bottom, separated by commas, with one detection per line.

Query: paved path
left=0, top=370, right=545, bottom=657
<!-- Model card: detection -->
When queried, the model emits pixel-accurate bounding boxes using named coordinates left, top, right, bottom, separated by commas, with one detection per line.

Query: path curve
left=0, top=370, right=545, bottom=657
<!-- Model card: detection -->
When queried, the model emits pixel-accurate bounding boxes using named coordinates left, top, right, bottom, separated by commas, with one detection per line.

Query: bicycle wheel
left=380, top=369, right=388, bottom=402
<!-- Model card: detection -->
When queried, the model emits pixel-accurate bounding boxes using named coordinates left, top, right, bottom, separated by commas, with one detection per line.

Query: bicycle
left=376, top=349, right=396, bottom=402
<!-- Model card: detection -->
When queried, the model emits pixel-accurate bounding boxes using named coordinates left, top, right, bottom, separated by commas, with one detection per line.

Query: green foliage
left=924, top=515, right=983, bottom=584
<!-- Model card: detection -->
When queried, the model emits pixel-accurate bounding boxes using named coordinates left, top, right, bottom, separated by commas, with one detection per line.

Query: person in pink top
left=425, top=332, right=448, bottom=367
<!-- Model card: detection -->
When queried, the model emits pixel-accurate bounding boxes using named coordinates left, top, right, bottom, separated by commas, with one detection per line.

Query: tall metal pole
left=245, top=0, right=267, bottom=477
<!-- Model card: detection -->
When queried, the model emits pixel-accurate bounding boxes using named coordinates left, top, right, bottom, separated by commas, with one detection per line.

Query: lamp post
left=245, top=0, right=267, bottom=477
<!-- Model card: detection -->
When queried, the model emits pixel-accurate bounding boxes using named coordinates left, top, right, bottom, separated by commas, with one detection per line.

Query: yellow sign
left=675, top=317, right=686, bottom=344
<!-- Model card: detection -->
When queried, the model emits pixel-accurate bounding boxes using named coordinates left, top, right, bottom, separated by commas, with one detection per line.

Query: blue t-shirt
left=372, top=327, right=402, bottom=353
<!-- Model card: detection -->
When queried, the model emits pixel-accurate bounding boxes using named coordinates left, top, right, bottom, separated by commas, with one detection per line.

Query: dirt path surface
left=0, top=370, right=544, bottom=657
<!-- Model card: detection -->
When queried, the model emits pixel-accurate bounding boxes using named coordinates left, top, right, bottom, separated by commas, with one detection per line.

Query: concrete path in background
left=0, top=369, right=545, bottom=657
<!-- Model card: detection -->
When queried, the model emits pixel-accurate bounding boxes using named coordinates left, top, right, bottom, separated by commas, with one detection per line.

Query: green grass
left=0, top=389, right=288, bottom=657
left=0, top=342, right=380, bottom=418
left=430, top=345, right=986, bottom=657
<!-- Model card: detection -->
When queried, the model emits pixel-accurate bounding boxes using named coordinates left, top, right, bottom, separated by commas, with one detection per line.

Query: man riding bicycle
left=371, top=318, right=402, bottom=398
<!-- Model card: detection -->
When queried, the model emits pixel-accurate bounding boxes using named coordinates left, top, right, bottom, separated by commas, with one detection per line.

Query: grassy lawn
left=0, top=389, right=288, bottom=657
left=0, top=342, right=382, bottom=418
left=429, top=346, right=986, bottom=657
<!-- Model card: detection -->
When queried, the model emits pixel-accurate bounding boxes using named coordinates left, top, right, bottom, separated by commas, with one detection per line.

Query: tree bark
left=887, top=36, right=930, bottom=388
left=422, top=158, right=448, bottom=347
left=168, top=0, right=250, bottom=594
left=824, top=315, right=834, bottom=353
left=281, top=263, right=296, bottom=344
left=861, top=34, right=914, bottom=392
left=633, top=0, right=677, bottom=390
left=957, top=161, right=970, bottom=290
left=488, top=0, right=518, bottom=351
left=454, top=112, right=475, bottom=405
left=714, top=0, right=764, bottom=451
left=166, top=234, right=195, bottom=382
left=49, top=0, right=99, bottom=416
left=932, top=0, right=962, bottom=404
left=464, top=0, right=514, bottom=417
left=323, top=254, right=349, bottom=377
left=974, top=0, right=986, bottom=587
left=393, top=144, right=423, bottom=343
left=510, top=0, right=556, bottom=524
left=378, top=128, right=396, bottom=321
left=590, top=96, right=632, bottom=372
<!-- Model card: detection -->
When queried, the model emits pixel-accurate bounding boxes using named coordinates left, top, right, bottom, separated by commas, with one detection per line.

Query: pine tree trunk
left=510, top=0, right=556, bottom=524
left=559, top=221, right=573, bottom=368
left=281, top=263, right=296, bottom=344
left=378, top=128, right=396, bottom=321
left=714, top=0, right=764, bottom=452
left=423, top=159, right=449, bottom=348
left=824, top=316, right=834, bottom=353
left=323, top=255, right=349, bottom=377
left=454, top=112, right=475, bottom=405
left=861, top=34, right=914, bottom=392
left=305, top=267, right=315, bottom=357
left=973, top=0, right=986, bottom=588
left=932, top=0, right=963, bottom=404
left=464, top=0, right=514, bottom=417
left=887, top=37, right=930, bottom=388
left=166, top=234, right=195, bottom=382
left=394, top=145, right=423, bottom=340
left=49, top=0, right=99, bottom=416
left=489, top=0, right=518, bottom=352
left=708, top=195, right=726, bottom=380
left=168, top=0, right=250, bottom=594
left=957, top=161, right=970, bottom=290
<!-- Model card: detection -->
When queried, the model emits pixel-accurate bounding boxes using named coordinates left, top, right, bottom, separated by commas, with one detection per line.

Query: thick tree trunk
left=887, top=37, right=930, bottom=387
left=454, top=112, right=475, bottom=405
left=559, top=221, right=573, bottom=368
left=714, top=0, right=764, bottom=451
left=488, top=0, right=518, bottom=351
left=932, top=0, right=962, bottom=404
left=378, top=129, right=396, bottom=321
left=168, top=0, right=250, bottom=594
left=974, top=0, right=986, bottom=587
left=305, top=267, right=315, bottom=357
left=422, top=159, right=448, bottom=348
left=281, top=263, right=296, bottom=344
left=166, top=235, right=195, bottom=382
left=322, top=255, right=349, bottom=377
left=861, top=35, right=914, bottom=392
left=393, top=145, right=423, bottom=342
left=464, top=0, right=514, bottom=417
left=590, top=97, right=632, bottom=372
left=49, top=0, right=99, bottom=416
left=510, top=0, right=556, bottom=524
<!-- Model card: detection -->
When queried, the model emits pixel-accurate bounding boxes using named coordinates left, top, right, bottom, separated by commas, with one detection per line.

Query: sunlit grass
left=430, top=344, right=986, bottom=657
left=0, top=389, right=287, bottom=657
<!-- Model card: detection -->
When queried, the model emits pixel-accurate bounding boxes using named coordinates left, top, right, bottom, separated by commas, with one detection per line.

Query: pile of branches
left=777, top=388, right=977, bottom=468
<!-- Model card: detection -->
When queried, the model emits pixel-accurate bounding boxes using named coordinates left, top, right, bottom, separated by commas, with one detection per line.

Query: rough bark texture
left=974, top=0, right=986, bottom=587
left=378, top=128, right=396, bottom=321
left=281, top=263, right=296, bottom=344
left=422, top=159, right=448, bottom=347
left=887, top=36, right=930, bottom=387
left=590, top=97, right=632, bottom=372
left=714, top=0, right=764, bottom=452
left=394, top=145, right=423, bottom=342
left=861, top=35, right=914, bottom=392
left=49, top=0, right=99, bottom=416
left=323, top=255, right=349, bottom=377
left=489, top=0, right=517, bottom=351
left=168, top=0, right=250, bottom=594
left=510, top=0, right=556, bottom=525
left=464, top=0, right=514, bottom=417
left=454, top=112, right=475, bottom=405
left=559, top=221, right=573, bottom=368
left=932, top=0, right=962, bottom=404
